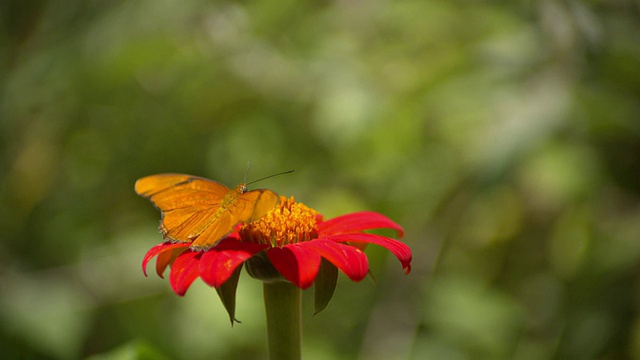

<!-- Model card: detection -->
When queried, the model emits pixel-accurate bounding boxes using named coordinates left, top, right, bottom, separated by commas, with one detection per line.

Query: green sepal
left=215, top=264, right=243, bottom=326
left=314, top=258, right=338, bottom=315
left=246, top=251, right=284, bottom=283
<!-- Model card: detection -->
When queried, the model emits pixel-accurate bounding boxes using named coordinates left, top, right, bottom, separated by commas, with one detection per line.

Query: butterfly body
left=135, top=174, right=279, bottom=250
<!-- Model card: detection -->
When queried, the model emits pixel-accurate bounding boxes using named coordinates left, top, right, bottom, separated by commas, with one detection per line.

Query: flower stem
left=263, top=281, right=301, bottom=360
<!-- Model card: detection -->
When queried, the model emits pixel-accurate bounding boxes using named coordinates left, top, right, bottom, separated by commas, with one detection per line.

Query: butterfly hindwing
left=238, top=189, right=281, bottom=222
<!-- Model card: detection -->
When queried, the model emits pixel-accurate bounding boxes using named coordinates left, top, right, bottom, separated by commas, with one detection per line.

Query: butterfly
left=135, top=173, right=282, bottom=250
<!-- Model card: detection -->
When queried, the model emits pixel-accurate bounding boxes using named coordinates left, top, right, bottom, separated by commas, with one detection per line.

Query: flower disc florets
left=240, top=197, right=320, bottom=246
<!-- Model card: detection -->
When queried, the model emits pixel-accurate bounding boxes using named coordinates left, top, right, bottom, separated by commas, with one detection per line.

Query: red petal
left=169, top=251, right=201, bottom=296
left=142, top=242, right=189, bottom=277
left=323, top=233, right=412, bottom=274
left=267, top=245, right=321, bottom=289
left=156, top=246, right=190, bottom=278
left=199, top=239, right=269, bottom=288
left=318, top=211, right=405, bottom=238
left=303, top=240, right=369, bottom=282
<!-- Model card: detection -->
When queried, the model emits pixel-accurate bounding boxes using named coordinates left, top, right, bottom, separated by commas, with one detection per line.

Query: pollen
left=240, top=196, right=320, bottom=247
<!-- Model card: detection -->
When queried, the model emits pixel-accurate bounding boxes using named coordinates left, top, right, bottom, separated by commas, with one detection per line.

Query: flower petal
left=267, top=244, right=321, bottom=289
left=169, top=251, right=201, bottom=296
left=323, top=233, right=412, bottom=274
left=156, top=246, right=191, bottom=278
left=142, top=242, right=189, bottom=278
left=318, top=211, right=405, bottom=238
left=142, top=243, right=168, bottom=277
left=199, top=239, right=269, bottom=288
left=304, top=239, right=369, bottom=282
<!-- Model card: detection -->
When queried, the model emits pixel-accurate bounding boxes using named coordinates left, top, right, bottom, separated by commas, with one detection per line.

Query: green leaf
left=314, top=259, right=338, bottom=315
left=215, top=264, right=243, bottom=326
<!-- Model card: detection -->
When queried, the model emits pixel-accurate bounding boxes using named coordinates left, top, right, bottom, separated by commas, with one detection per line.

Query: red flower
left=142, top=197, right=411, bottom=318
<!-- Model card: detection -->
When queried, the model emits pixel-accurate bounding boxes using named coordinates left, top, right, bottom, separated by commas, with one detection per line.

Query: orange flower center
left=240, top=196, right=319, bottom=247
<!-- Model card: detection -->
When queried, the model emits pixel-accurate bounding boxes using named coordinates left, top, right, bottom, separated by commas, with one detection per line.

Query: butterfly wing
left=135, top=174, right=230, bottom=242
left=237, top=189, right=281, bottom=222
left=189, top=188, right=280, bottom=249
left=189, top=210, right=236, bottom=249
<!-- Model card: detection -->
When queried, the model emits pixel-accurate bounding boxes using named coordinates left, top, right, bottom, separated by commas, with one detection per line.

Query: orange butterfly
left=135, top=173, right=281, bottom=250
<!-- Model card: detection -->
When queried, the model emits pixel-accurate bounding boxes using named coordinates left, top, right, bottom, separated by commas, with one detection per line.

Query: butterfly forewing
left=136, top=174, right=229, bottom=208
left=135, top=174, right=225, bottom=196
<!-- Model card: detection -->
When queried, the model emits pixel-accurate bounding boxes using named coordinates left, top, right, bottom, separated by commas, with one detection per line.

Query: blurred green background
left=2, top=0, right=640, bottom=359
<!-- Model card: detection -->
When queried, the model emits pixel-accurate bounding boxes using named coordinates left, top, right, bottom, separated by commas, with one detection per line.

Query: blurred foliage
left=1, top=0, right=640, bottom=359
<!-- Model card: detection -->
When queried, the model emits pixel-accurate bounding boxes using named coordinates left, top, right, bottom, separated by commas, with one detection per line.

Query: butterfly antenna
left=244, top=162, right=251, bottom=184
left=246, top=170, right=295, bottom=186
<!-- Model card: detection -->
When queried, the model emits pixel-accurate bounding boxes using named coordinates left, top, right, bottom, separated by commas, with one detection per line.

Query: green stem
left=263, top=281, right=302, bottom=360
